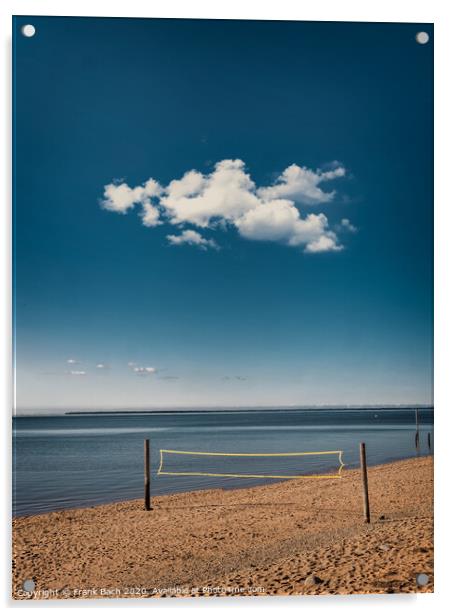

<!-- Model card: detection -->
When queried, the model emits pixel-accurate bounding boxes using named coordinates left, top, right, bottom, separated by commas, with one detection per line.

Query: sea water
left=12, top=408, right=433, bottom=516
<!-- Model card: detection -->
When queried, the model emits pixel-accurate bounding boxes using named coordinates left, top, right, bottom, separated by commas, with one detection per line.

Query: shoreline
left=13, top=453, right=433, bottom=520
left=13, top=455, right=433, bottom=597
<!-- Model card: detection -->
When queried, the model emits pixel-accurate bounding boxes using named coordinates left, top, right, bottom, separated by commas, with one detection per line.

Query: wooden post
left=415, top=409, right=420, bottom=450
left=144, top=439, right=151, bottom=511
left=359, top=442, right=371, bottom=523
left=427, top=432, right=431, bottom=451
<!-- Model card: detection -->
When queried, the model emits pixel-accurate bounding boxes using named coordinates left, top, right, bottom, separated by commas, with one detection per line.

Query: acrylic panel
left=12, top=16, right=433, bottom=599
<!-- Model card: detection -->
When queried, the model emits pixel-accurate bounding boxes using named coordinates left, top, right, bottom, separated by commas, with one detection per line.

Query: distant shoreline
left=13, top=404, right=434, bottom=417
left=65, top=406, right=434, bottom=416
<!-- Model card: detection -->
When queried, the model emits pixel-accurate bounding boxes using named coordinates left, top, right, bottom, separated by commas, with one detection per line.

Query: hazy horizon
left=14, top=403, right=434, bottom=417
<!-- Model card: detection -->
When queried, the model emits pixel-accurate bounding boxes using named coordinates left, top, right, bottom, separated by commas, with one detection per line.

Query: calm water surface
left=12, top=408, right=433, bottom=516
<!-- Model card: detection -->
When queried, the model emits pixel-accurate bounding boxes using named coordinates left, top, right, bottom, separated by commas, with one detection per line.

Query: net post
left=359, top=442, right=371, bottom=523
left=415, top=409, right=420, bottom=451
left=144, top=439, right=152, bottom=511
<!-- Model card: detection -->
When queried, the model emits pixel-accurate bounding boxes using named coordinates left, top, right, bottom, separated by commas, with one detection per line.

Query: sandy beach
left=12, top=456, right=433, bottom=599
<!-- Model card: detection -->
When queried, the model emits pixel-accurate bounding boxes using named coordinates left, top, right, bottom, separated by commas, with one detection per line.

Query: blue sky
left=13, top=17, right=433, bottom=409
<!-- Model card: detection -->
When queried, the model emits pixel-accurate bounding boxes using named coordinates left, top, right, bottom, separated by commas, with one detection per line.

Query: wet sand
left=12, top=456, right=433, bottom=599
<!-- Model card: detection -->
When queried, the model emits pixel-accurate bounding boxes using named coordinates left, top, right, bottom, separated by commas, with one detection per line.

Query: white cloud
left=257, top=164, right=345, bottom=205
left=96, top=363, right=107, bottom=369
left=67, top=358, right=80, bottom=365
left=340, top=218, right=358, bottom=233
left=69, top=370, right=86, bottom=376
left=140, top=200, right=161, bottom=227
left=101, top=159, right=352, bottom=253
left=167, top=229, right=218, bottom=250
left=305, top=235, right=343, bottom=253
left=133, top=366, right=156, bottom=376
left=166, top=170, right=206, bottom=200
left=162, top=160, right=259, bottom=227
left=235, top=202, right=340, bottom=252
left=101, top=183, right=142, bottom=214
left=101, top=178, right=162, bottom=215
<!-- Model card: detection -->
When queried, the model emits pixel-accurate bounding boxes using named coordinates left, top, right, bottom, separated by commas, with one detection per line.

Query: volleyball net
left=157, top=449, right=345, bottom=479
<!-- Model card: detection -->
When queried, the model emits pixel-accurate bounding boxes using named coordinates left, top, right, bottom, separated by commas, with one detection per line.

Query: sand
left=12, top=456, right=433, bottom=599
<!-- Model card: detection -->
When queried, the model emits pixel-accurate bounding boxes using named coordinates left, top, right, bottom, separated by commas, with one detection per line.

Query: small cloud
left=128, top=362, right=137, bottom=367
left=133, top=366, right=156, bottom=376
left=68, top=370, right=87, bottom=376
left=222, top=375, right=247, bottom=381
left=167, top=229, right=219, bottom=251
left=101, top=179, right=162, bottom=215
left=140, top=200, right=162, bottom=228
left=340, top=218, right=358, bottom=233
left=304, top=235, right=343, bottom=254
left=159, top=375, right=179, bottom=380
left=257, top=163, right=345, bottom=205
left=96, top=363, right=108, bottom=370
left=67, top=358, right=80, bottom=365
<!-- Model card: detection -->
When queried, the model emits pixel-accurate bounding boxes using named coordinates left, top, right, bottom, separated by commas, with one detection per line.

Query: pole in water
left=415, top=409, right=420, bottom=451
left=427, top=432, right=431, bottom=451
left=359, top=442, right=371, bottom=523
left=144, top=439, right=151, bottom=511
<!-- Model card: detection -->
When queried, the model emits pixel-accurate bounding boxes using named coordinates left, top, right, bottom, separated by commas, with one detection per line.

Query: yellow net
left=157, top=449, right=345, bottom=479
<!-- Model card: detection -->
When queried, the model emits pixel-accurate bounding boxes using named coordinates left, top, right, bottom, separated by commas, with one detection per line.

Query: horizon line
left=14, top=402, right=434, bottom=415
